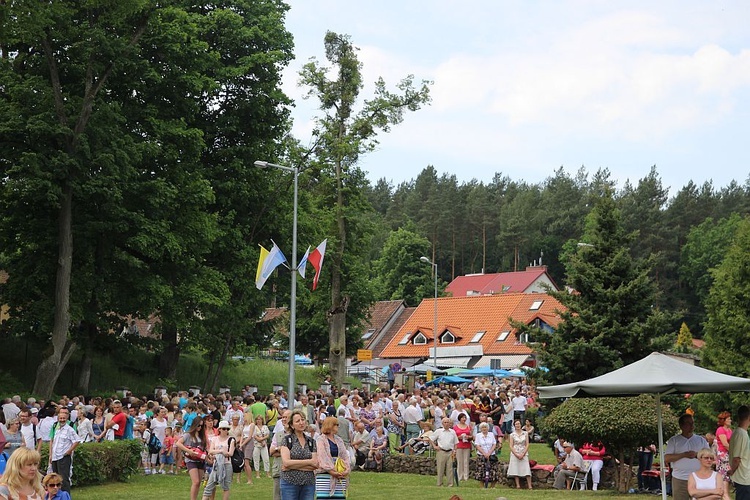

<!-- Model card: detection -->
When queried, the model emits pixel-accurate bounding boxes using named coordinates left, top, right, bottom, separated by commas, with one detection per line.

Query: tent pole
left=657, top=394, right=667, bottom=500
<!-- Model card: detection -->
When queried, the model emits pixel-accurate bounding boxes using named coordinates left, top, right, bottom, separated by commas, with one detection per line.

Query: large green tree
left=0, top=0, right=293, bottom=396
left=297, top=31, right=431, bottom=383
left=373, top=226, right=436, bottom=305
left=533, top=191, right=674, bottom=385
left=702, top=217, right=750, bottom=377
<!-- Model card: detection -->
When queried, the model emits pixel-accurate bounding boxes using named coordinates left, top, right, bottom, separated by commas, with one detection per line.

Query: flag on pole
left=255, top=243, right=287, bottom=290
left=297, top=245, right=311, bottom=279
left=308, top=239, right=327, bottom=290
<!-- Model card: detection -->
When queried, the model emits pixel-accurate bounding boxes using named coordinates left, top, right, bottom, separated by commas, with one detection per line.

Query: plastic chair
left=570, top=460, right=592, bottom=490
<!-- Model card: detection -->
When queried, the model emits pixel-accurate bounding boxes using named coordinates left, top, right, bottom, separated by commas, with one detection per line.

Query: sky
left=281, top=1, right=750, bottom=197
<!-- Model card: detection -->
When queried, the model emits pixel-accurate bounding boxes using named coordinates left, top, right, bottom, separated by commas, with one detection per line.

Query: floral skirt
left=717, top=449, right=731, bottom=482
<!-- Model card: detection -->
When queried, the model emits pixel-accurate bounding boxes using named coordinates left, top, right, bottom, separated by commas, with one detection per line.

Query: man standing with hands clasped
left=431, top=417, right=458, bottom=487
left=730, top=405, right=750, bottom=500
left=665, top=413, right=709, bottom=500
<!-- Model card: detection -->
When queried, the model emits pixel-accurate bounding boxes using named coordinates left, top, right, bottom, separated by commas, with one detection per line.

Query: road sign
left=357, top=349, right=373, bottom=361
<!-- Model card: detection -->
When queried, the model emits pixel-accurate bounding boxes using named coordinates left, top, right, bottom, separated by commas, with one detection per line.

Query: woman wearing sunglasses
left=42, top=473, right=71, bottom=500
left=687, top=448, right=730, bottom=500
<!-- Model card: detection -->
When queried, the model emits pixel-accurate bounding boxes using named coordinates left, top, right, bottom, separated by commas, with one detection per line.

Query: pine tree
left=535, top=191, right=674, bottom=385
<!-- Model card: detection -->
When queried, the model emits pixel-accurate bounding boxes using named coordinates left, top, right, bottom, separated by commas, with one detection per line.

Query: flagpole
left=255, top=160, right=300, bottom=404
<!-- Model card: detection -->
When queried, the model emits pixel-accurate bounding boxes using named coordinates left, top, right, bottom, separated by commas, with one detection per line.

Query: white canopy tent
left=538, top=352, right=750, bottom=500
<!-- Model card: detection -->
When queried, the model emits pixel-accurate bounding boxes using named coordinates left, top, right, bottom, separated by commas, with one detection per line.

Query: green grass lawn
left=72, top=471, right=636, bottom=499
left=71, top=444, right=633, bottom=500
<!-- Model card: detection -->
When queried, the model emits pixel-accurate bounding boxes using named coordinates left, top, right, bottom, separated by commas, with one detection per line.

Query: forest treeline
left=364, top=164, right=750, bottom=338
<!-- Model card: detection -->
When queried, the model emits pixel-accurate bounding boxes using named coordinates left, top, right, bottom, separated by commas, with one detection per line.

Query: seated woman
left=396, top=421, right=434, bottom=454
left=687, top=448, right=730, bottom=500
left=368, top=425, right=388, bottom=469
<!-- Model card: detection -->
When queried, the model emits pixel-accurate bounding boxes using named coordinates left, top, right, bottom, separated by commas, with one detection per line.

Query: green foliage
left=39, top=440, right=141, bottom=485
left=675, top=322, right=694, bottom=352
left=702, top=217, right=750, bottom=379
left=542, top=395, right=679, bottom=459
left=373, top=227, right=436, bottom=304
left=533, top=192, right=675, bottom=385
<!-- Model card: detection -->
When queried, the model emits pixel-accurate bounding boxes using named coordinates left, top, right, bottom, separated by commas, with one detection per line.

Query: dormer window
left=470, top=331, right=485, bottom=343
left=413, top=333, right=427, bottom=345
left=530, top=300, right=544, bottom=310
left=440, top=331, right=455, bottom=344
left=497, top=331, right=510, bottom=341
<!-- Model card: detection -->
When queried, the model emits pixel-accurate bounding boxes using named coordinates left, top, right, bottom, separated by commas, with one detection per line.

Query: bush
left=40, top=440, right=141, bottom=485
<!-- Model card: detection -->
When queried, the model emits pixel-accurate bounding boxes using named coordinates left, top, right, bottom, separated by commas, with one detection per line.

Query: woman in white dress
left=507, top=420, right=532, bottom=489
left=687, top=448, right=730, bottom=500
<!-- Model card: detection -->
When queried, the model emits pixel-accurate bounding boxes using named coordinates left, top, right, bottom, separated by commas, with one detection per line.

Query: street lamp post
left=254, top=160, right=299, bottom=403
left=420, top=256, right=438, bottom=370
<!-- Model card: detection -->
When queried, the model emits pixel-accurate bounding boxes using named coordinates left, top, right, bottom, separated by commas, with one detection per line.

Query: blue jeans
left=280, top=479, right=315, bottom=500
left=637, top=451, right=653, bottom=489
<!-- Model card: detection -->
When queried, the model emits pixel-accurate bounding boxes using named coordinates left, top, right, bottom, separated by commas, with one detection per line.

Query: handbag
left=334, top=457, right=347, bottom=473
left=316, top=472, right=348, bottom=499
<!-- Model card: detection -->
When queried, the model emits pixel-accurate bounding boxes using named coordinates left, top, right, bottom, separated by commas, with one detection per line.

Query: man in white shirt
left=2, top=396, right=21, bottom=423
left=431, top=417, right=458, bottom=487
left=18, top=409, right=38, bottom=450
left=511, top=391, right=528, bottom=423
left=49, top=407, right=82, bottom=493
left=224, top=400, right=244, bottom=425
left=665, top=414, right=708, bottom=500
left=351, top=421, right=371, bottom=469
left=403, top=398, right=423, bottom=452
left=554, top=442, right=584, bottom=489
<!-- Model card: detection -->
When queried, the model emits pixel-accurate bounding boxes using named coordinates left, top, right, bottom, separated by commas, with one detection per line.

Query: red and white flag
left=308, top=239, right=327, bottom=290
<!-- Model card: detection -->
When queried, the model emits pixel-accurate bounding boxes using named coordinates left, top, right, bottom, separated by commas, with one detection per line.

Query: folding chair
left=570, top=460, right=592, bottom=490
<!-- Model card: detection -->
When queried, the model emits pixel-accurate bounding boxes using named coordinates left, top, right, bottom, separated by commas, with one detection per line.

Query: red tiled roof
left=261, top=307, right=288, bottom=323
left=446, top=267, right=556, bottom=297
left=380, top=293, right=564, bottom=358
left=692, top=338, right=705, bottom=349
left=363, top=300, right=405, bottom=350
left=371, top=306, right=416, bottom=357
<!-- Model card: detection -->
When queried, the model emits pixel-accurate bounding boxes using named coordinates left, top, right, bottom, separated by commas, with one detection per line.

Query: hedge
left=39, top=439, right=142, bottom=486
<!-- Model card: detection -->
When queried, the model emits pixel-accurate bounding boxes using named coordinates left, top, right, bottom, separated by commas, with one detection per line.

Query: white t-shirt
left=20, top=423, right=36, bottom=449
left=511, top=395, right=527, bottom=412
left=150, top=417, right=168, bottom=443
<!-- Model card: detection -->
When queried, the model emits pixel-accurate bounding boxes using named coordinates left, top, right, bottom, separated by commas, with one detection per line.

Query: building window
left=496, top=331, right=510, bottom=342
left=362, top=328, right=376, bottom=340
left=470, top=331, right=486, bottom=343
left=413, top=333, right=427, bottom=345
left=441, top=332, right=455, bottom=344
left=529, top=300, right=544, bottom=310
left=398, top=333, right=411, bottom=345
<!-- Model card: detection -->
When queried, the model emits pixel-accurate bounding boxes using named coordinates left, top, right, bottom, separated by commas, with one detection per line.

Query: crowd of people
left=0, top=374, right=538, bottom=498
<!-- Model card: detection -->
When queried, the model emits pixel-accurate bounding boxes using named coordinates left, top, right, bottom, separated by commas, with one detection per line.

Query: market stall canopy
left=538, top=352, right=750, bottom=399
left=403, top=363, right=447, bottom=375
left=457, top=366, right=512, bottom=378
left=538, top=352, right=750, bottom=500
left=424, top=375, right=473, bottom=386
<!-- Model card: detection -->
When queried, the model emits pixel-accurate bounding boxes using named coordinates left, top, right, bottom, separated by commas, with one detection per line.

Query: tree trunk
left=203, top=352, right=215, bottom=392
left=33, top=184, right=77, bottom=398
left=78, top=348, right=92, bottom=393
left=211, top=334, right=232, bottom=394
left=328, top=304, right=348, bottom=386
left=328, top=159, right=348, bottom=386
left=615, top=450, right=631, bottom=492
left=159, top=323, right=180, bottom=379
